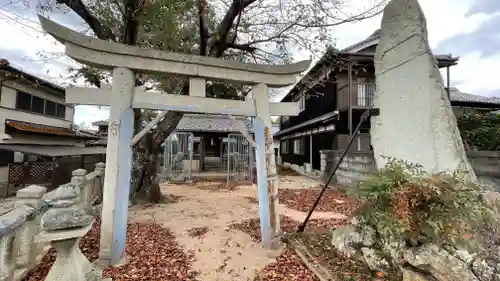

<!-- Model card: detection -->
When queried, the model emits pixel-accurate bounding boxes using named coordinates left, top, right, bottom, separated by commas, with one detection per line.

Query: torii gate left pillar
left=38, top=15, right=310, bottom=266
left=99, top=68, right=135, bottom=265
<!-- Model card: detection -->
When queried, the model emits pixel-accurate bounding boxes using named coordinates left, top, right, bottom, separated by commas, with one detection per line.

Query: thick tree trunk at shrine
left=131, top=111, right=184, bottom=204
left=60, top=0, right=259, bottom=205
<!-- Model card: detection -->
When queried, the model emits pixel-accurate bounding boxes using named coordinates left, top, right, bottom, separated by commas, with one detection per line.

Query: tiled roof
left=341, top=29, right=380, bottom=53
left=0, top=58, right=65, bottom=94
left=176, top=114, right=253, bottom=133
left=91, top=114, right=253, bottom=133
left=341, top=29, right=457, bottom=61
left=5, top=120, right=97, bottom=139
left=0, top=144, right=106, bottom=157
left=281, top=30, right=458, bottom=102
left=449, top=88, right=500, bottom=105
left=86, top=138, right=107, bottom=146
left=92, top=120, right=108, bottom=127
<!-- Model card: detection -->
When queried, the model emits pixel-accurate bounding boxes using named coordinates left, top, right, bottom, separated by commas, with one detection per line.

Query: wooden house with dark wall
left=274, top=30, right=500, bottom=176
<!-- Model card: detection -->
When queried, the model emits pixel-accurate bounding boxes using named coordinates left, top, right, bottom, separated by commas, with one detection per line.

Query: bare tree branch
left=198, top=0, right=209, bottom=55
left=57, top=0, right=117, bottom=41
left=226, top=42, right=257, bottom=52
left=210, top=0, right=257, bottom=57
left=121, top=0, right=141, bottom=45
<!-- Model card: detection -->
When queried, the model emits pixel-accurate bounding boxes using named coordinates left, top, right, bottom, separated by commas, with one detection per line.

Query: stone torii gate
left=38, top=16, right=310, bottom=266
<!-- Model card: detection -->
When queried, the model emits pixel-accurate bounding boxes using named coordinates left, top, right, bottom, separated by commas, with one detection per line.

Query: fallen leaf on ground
left=244, top=196, right=259, bottom=204
left=229, top=216, right=347, bottom=242
left=279, top=188, right=362, bottom=215
left=24, top=221, right=198, bottom=281
left=253, top=248, right=319, bottom=281
left=187, top=226, right=210, bottom=239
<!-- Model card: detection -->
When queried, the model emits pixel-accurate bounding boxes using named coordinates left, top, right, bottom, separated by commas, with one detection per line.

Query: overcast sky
left=0, top=0, right=499, bottom=128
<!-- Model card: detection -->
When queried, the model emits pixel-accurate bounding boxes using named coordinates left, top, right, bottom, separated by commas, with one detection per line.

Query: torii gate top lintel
left=39, top=14, right=299, bottom=263
left=38, top=15, right=311, bottom=88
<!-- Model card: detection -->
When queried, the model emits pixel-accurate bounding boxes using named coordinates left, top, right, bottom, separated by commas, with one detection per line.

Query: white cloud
left=74, top=105, right=110, bottom=128
left=329, top=0, right=500, bottom=96
left=0, top=0, right=499, bottom=127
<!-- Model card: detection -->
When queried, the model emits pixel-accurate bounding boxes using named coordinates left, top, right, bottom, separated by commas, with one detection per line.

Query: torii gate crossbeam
left=38, top=15, right=310, bottom=267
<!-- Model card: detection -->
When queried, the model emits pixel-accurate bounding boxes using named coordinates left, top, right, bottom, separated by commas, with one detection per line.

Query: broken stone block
left=0, top=204, right=34, bottom=236
left=42, top=206, right=93, bottom=231
left=471, top=258, right=496, bottom=281
left=15, top=185, right=48, bottom=210
left=0, top=205, right=35, bottom=281
left=370, top=0, right=476, bottom=181
left=43, top=183, right=78, bottom=203
left=16, top=185, right=47, bottom=199
left=403, top=244, right=480, bottom=281
left=331, top=225, right=361, bottom=258
left=361, top=247, right=390, bottom=272
left=402, top=268, right=431, bottom=281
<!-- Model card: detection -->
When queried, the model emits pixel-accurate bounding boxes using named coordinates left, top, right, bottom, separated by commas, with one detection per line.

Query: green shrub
left=347, top=157, right=497, bottom=253
left=457, top=112, right=500, bottom=151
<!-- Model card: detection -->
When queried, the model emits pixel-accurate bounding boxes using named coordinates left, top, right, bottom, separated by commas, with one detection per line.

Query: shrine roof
left=176, top=114, right=253, bottom=133
left=91, top=114, right=253, bottom=134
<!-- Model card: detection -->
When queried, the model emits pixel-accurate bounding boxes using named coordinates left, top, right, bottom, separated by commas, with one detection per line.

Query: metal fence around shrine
left=227, top=134, right=254, bottom=183
left=162, top=132, right=194, bottom=182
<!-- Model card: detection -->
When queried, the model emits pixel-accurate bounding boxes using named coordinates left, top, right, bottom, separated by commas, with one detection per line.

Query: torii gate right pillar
left=252, top=84, right=280, bottom=248
left=37, top=14, right=311, bottom=266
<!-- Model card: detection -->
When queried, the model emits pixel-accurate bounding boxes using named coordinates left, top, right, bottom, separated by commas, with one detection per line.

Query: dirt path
left=129, top=177, right=342, bottom=281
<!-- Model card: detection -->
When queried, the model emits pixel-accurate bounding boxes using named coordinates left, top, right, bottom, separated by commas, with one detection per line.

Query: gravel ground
left=23, top=175, right=362, bottom=281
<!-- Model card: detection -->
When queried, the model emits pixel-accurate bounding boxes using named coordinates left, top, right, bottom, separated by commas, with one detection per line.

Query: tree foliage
left=348, top=157, right=496, bottom=254
left=457, top=112, right=500, bottom=151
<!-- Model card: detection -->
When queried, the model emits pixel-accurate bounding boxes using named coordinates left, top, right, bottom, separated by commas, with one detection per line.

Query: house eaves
left=450, top=88, right=500, bottom=106
left=0, top=58, right=65, bottom=96
left=280, top=29, right=459, bottom=102
left=274, top=111, right=338, bottom=137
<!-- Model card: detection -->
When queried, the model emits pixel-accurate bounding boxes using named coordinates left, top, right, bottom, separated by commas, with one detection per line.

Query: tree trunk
left=131, top=111, right=184, bottom=204
left=61, top=0, right=255, bottom=205
left=131, top=133, right=164, bottom=204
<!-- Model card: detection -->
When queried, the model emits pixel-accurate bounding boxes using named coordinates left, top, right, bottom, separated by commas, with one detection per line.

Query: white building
left=0, top=59, right=105, bottom=191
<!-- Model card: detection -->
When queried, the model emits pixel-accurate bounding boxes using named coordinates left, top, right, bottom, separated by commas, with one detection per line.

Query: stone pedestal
left=37, top=203, right=109, bottom=281
left=0, top=232, right=15, bottom=281
left=14, top=185, right=47, bottom=268
left=39, top=180, right=109, bottom=281
left=35, top=222, right=110, bottom=281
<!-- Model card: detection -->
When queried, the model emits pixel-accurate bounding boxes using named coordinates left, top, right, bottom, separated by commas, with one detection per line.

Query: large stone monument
left=370, top=0, right=476, bottom=181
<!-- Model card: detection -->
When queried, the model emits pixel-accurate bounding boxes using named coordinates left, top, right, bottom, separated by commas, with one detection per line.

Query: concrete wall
left=467, top=151, right=500, bottom=188
left=320, top=150, right=375, bottom=185
left=319, top=150, right=500, bottom=188
left=0, top=166, right=7, bottom=188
